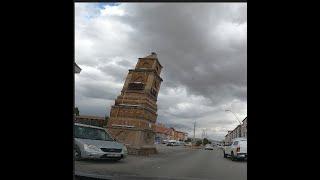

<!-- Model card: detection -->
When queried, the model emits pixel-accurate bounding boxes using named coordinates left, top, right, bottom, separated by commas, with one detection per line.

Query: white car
left=74, top=123, right=128, bottom=161
left=223, top=138, right=247, bottom=161
left=167, top=140, right=186, bottom=146
left=204, top=144, right=214, bottom=150
left=162, top=140, right=169, bottom=144
left=177, top=141, right=185, bottom=146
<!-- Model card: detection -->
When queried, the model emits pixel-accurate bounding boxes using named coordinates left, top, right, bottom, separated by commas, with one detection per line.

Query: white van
left=223, top=138, right=247, bottom=161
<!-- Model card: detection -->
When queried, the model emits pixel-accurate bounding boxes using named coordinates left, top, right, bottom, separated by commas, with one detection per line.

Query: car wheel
left=231, top=152, right=236, bottom=161
left=223, top=151, right=227, bottom=158
left=74, top=146, right=82, bottom=161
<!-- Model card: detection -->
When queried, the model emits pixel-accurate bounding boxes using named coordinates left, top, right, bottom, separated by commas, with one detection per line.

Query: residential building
left=234, top=125, right=242, bottom=138
left=241, top=117, right=247, bottom=138
left=175, top=130, right=188, bottom=141
left=225, top=130, right=233, bottom=145
left=224, top=116, right=247, bottom=144
left=153, top=123, right=188, bottom=143
left=153, top=123, right=171, bottom=143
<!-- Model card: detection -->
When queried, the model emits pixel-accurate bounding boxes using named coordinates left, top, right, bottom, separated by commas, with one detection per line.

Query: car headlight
left=83, top=144, right=101, bottom=152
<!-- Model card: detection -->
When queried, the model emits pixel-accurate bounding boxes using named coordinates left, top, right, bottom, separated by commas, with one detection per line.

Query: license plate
left=107, top=154, right=121, bottom=157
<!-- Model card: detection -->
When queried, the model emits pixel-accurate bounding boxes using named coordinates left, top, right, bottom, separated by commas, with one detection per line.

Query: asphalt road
left=75, top=144, right=247, bottom=180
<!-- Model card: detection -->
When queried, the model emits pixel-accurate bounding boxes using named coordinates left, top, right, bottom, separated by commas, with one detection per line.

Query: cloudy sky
left=75, top=3, right=247, bottom=141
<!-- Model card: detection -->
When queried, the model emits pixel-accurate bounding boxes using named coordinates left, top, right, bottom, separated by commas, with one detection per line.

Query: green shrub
left=196, top=140, right=202, bottom=146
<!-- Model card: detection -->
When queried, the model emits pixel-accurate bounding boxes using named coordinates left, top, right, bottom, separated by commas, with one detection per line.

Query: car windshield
left=74, top=125, right=113, bottom=141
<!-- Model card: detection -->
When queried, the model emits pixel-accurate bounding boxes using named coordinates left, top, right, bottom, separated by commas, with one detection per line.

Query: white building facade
left=225, top=117, right=247, bottom=144
left=241, top=117, right=247, bottom=138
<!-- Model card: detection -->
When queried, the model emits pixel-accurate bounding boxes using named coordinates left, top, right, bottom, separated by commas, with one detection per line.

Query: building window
left=128, top=82, right=145, bottom=90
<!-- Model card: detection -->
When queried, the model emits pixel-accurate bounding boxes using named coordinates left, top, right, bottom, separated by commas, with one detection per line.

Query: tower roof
left=143, top=52, right=158, bottom=59
left=140, top=52, right=163, bottom=68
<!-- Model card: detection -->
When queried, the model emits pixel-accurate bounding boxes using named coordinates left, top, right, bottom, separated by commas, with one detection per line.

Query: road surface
left=75, top=144, right=247, bottom=180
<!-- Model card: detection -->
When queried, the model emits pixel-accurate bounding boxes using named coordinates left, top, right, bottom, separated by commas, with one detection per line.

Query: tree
left=74, top=107, right=79, bottom=116
left=185, top=138, right=192, bottom=142
left=196, top=140, right=202, bottom=146
left=203, top=138, right=210, bottom=145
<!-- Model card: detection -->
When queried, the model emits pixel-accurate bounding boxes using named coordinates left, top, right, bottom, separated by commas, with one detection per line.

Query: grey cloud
left=98, top=63, right=129, bottom=82
left=117, top=3, right=247, bottom=105
left=80, top=83, right=118, bottom=100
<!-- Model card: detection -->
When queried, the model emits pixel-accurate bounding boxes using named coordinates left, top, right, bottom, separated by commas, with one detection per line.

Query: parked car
left=177, top=141, right=185, bottom=146
left=223, top=138, right=247, bottom=161
left=204, top=144, right=214, bottom=150
left=162, top=139, right=169, bottom=144
left=166, top=142, right=175, bottom=146
left=217, top=144, right=223, bottom=149
left=166, top=140, right=176, bottom=146
left=166, top=140, right=180, bottom=146
left=74, top=123, right=128, bottom=161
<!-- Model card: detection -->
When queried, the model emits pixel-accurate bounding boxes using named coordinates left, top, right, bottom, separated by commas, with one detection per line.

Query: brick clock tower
left=107, top=52, right=163, bottom=155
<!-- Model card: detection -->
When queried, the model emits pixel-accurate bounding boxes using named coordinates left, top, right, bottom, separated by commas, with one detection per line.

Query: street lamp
left=225, top=109, right=242, bottom=138
left=225, top=109, right=242, bottom=125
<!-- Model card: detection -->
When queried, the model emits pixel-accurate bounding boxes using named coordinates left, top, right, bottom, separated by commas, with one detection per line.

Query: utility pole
left=193, top=120, right=196, bottom=143
left=225, top=110, right=242, bottom=125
